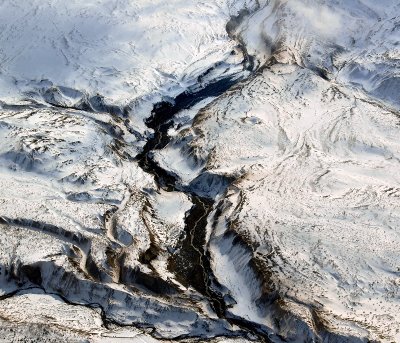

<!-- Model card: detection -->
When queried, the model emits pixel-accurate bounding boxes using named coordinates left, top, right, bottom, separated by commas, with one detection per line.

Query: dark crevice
left=168, top=196, right=227, bottom=317
left=133, top=40, right=275, bottom=340
left=226, top=9, right=257, bottom=71
left=136, top=74, right=242, bottom=178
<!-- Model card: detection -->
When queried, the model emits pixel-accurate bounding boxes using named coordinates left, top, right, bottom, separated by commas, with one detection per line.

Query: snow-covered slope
left=0, top=0, right=399, bottom=342
left=0, top=0, right=262, bottom=111
left=185, top=63, right=400, bottom=341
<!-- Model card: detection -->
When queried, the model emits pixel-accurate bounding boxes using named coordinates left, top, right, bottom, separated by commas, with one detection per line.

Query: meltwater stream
left=134, top=67, right=278, bottom=342
left=136, top=75, right=241, bottom=308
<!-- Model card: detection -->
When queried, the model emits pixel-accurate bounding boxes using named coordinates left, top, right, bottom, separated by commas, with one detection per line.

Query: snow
left=0, top=0, right=399, bottom=341
left=187, top=61, right=400, bottom=341
left=0, top=0, right=242, bottom=107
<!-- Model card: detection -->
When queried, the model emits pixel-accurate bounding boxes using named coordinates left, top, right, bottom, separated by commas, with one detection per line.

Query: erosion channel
left=134, top=51, right=276, bottom=340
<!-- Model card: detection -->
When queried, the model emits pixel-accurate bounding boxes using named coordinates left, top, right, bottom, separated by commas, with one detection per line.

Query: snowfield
left=0, top=0, right=399, bottom=342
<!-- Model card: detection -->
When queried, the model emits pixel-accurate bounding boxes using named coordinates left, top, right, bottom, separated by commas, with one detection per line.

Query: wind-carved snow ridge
left=0, top=0, right=399, bottom=342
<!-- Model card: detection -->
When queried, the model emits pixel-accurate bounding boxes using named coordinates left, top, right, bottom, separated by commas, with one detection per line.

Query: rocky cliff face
left=0, top=0, right=399, bottom=342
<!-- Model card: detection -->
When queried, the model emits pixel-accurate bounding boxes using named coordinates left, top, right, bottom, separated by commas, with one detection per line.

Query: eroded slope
left=0, top=0, right=399, bottom=342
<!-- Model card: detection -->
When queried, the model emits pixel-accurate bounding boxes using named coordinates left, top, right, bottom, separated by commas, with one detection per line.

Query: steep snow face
left=0, top=0, right=399, bottom=342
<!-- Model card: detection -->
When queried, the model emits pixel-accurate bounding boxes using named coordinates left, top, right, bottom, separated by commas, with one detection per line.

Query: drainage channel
left=135, top=68, right=274, bottom=342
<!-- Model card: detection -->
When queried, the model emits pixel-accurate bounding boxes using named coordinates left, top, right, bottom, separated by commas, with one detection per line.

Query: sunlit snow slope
left=0, top=0, right=399, bottom=342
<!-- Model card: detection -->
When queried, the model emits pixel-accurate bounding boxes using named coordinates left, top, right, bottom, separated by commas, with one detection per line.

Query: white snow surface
left=0, top=0, right=251, bottom=106
left=0, top=0, right=399, bottom=342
